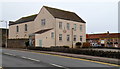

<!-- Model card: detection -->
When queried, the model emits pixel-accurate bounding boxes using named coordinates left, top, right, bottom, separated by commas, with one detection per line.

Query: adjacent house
left=9, top=6, right=86, bottom=48
left=86, top=31, right=120, bottom=48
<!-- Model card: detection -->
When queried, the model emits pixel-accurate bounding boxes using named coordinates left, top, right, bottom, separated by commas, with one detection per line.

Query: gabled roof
left=44, top=6, right=86, bottom=23
left=9, top=6, right=86, bottom=26
left=34, top=28, right=53, bottom=34
left=9, top=14, right=37, bottom=26
left=15, top=14, right=37, bottom=23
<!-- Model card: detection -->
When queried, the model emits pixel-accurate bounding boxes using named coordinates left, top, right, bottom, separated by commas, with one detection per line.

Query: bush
left=82, top=42, right=91, bottom=48
left=28, top=47, right=120, bottom=59
left=75, top=42, right=82, bottom=48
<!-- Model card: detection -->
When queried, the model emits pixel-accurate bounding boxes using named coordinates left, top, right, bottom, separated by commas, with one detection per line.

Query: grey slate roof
left=44, top=6, right=86, bottom=23
left=9, top=14, right=37, bottom=25
left=9, top=6, right=86, bottom=26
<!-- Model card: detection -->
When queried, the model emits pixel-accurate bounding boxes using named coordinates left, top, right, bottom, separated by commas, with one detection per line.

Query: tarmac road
left=1, top=48, right=119, bottom=69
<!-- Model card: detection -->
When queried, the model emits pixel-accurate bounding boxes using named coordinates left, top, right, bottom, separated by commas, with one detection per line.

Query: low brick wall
left=7, top=39, right=29, bottom=48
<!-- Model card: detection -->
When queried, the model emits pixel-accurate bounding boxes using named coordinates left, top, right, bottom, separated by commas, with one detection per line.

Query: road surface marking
left=3, top=53, right=40, bottom=62
left=3, top=53, right=16, bottom=56
left=51, top=63, right=63, bottom=67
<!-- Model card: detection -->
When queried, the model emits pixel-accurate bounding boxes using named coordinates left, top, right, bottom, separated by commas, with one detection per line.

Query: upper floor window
left=74, top=35, right=76, bottom=41
left=16, top=26, right=19, bottom=32
left=74, top=24, right=77, bottom=31
left=51, top=32, right=54, bottom=39
left=80, top=36, right=83, bottom=41
left=59, top=22, right=62, bottom=29
left=80, top=25, right=82, bottom=31
left=67, top=35, right=70, bottom=41
left=59, top=34, right=62, bottom=41
left=41, top=19, right=46, bottom=26
left=25, top=24, right=27, bottom=31
left=67, top=23, right=70, bottom=30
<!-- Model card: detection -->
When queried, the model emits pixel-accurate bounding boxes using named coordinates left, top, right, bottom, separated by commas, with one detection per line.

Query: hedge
left=28, top=47, right=120, bottom=59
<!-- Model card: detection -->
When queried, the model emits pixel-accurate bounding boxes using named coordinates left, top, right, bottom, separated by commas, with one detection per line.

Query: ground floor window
left=74, top=35, right=76, bottom=41
left=59, top=34, right=62, bottom=41
left=51, top=32, right=54, bottom=39
left=80, top=36, right=82, bottom=41
left=67, top=35, right=70, bottom=41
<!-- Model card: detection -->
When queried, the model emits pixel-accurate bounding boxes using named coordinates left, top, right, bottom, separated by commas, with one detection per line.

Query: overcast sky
left=0, top=0, right=119, bottom=34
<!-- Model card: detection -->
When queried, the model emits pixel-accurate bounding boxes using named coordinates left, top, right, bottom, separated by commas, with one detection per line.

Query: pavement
left=1, top=48, right=119, bottom=69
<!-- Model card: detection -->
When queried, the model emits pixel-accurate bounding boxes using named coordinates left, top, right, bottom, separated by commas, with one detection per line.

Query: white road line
left=51, top=63, right=63, bottom=68
left=21, top=56, right=40, bottom=62
left=4, top=53, right=16, bottom=56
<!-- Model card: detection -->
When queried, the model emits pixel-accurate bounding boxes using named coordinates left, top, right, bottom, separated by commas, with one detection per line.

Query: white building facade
left=9, top=6, right=86, bottom=48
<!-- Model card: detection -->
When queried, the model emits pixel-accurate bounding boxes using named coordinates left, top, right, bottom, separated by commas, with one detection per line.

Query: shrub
left=28, top=47, right=120, bottom=59
left=75, top=42, right=82, bottom=48
left=82, top=42, right=91, bottom=48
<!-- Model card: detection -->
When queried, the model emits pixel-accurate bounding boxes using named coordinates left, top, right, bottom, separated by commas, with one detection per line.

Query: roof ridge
left=22, top=14, right=38, bottom=18
left=43, top=6, right=75, bottom=14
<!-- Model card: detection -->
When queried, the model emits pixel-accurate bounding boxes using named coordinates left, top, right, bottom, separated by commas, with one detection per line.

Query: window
left=41, top=19, right=46, bottom=26
left=59, top=34, right=62, bottom=41
left=80, top=36, right=83, bottom=41
left=74, top=24, right=77, bottom=31
left=16, top=26, right=19, bottom=32
left=67, top=23, right=70, bottom=30
left=25, top=24, right=27, bottom=31
left=80, top=25, right=82, bottom=31
left=59, top=22, right=62, bottom=29
left=51, top=32, right=54, bottom=39
left=67, top=35, right=70, bottom=41
left=74, top=35, right=76, bottom=41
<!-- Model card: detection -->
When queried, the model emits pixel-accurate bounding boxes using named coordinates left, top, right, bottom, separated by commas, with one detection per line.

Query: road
left=1, top=48, right=119, bottom=69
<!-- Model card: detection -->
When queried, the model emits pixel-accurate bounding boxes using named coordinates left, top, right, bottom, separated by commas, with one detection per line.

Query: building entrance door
left=39, top=40, right=42, bottom=47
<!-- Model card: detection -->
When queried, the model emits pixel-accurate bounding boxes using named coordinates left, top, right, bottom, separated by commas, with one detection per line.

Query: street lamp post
left=0, top=20, right=8, bottom=48
left=71, top=28, right=74, bottom=48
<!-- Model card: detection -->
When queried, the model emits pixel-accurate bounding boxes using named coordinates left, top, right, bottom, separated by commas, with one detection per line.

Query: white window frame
left=67, top=35, right=70, bottom=41
left=51, top=32, right=54, bottom=39
left=80, top=25, right=82, bottom=31
left=67, top=23, right=70, bottom=30
left=80, top=36, right=83, bottom=41
left=59, top=34, right=62, bottom=41
left=59, top=22, right=62, bottom=29
left=74, top=35, right=76, bottom=41
left=74, top=24, right=77, bottom=31
left=41, top=19, right=46, bottom=26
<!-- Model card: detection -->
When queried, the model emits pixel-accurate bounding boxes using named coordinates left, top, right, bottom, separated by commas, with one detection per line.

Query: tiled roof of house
left=44, top=6, right=86, bottom=23
left=34, top=28, right=53, bottom=34
left=9, top=14, right=37, bottom=26
left=86, top=33, right=120, bottom=39
left=9, top=6, right=86, bottom=26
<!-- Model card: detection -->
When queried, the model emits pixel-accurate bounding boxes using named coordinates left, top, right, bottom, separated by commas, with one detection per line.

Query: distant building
left=86, top=32, right=120, bottom=48
left=9, top=6, right=86, bottom=48
left=0, top=28, right=8, bottom=47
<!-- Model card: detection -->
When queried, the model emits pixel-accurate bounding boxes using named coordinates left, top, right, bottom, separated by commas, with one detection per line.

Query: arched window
left=25, top=24, right=27, bottom=31
left=16, top=26, right=19, bottom=32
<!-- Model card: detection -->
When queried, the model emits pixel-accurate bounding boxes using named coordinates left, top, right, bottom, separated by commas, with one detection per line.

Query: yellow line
left=14, top=49, right=120, bottom=67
